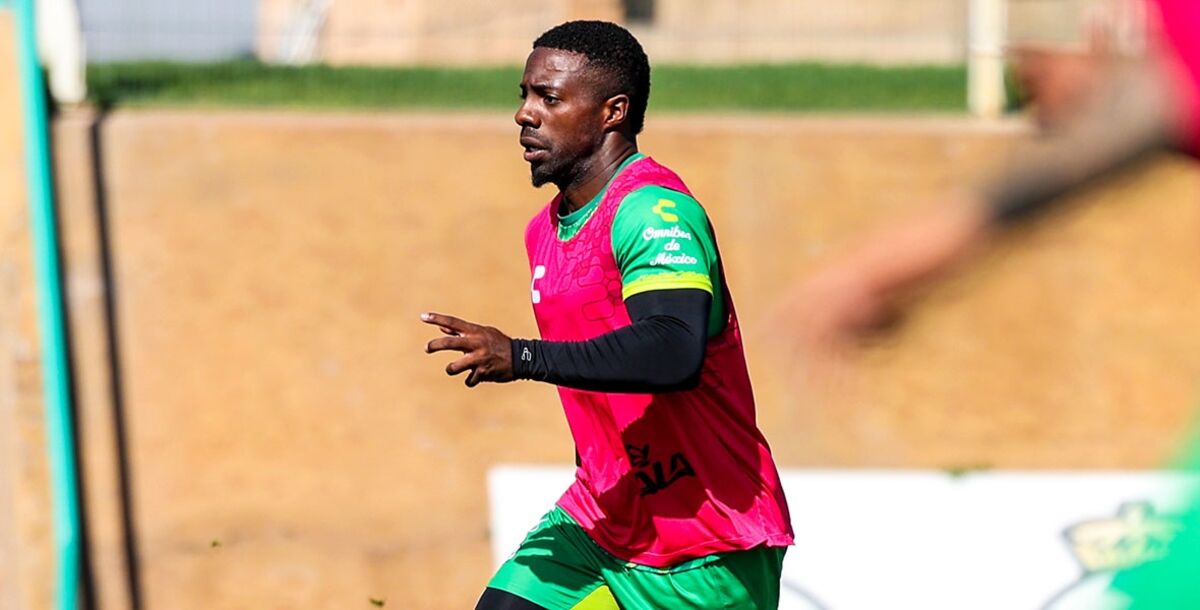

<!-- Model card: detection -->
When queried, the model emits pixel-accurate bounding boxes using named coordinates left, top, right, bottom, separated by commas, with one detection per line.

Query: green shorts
left=488, top=507, right=787, bottom=610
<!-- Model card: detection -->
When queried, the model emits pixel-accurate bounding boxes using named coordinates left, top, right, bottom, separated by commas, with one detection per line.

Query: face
left=515, top=47, right=608, bottom=187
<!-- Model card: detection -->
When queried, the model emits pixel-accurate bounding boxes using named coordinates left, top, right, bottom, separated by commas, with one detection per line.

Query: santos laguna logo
left=1043, top=502, right=1183, bottom=610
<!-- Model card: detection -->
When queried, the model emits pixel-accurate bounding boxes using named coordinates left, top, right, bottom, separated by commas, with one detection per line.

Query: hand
left=779, top=198, right=990, bottom=350
left=421, top=312, right=515, bottom=387
left=1009, top=44, right=1107, bottom=130
left=784, top=264, right=900, bottom=348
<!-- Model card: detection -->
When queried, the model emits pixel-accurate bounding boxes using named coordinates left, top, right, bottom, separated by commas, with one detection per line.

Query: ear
left=602, top=94, right=631, bottom=132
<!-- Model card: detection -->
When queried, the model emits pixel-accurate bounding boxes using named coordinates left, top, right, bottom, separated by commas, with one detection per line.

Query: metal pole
left=968, top=0, right=1007, bottom=118
left=14, top=0, right=82, bottom=607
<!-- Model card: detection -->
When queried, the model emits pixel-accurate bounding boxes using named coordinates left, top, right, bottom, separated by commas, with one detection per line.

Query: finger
left=426, top=336, right=472, bottom=354
left=420, top=312, right=475, bottom=334
left=446, top=354, right=481, bottom=376
left=465, top=368, right=481, bottom=388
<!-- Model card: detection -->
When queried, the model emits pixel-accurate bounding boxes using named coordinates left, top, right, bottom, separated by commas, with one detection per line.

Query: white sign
left=488, top=466, right=1198, bottom=610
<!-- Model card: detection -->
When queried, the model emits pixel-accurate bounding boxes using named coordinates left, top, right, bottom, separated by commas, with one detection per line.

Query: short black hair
left=533, top=20, right=651, bottom=134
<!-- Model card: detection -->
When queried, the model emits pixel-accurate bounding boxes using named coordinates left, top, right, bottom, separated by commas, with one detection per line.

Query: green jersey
left=556, top=153, right=726, bottom=336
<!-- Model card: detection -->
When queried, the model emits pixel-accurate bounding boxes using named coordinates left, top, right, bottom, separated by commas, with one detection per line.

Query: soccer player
left=421, top=21, right=793, bottom=610
left=787, top=1, right=1198, bottom=608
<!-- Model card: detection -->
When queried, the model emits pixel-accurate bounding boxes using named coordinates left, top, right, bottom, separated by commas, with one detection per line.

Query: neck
left=558, top=139, right=638, bottom=214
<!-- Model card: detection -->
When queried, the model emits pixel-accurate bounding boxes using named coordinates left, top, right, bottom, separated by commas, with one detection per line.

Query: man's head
left=516, top=21, right=651, bottom=187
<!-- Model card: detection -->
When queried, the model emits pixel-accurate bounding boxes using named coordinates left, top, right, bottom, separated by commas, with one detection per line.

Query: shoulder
left=612, top=186, right=709, bottom=236
left=609, top=185, right=718, bottom=273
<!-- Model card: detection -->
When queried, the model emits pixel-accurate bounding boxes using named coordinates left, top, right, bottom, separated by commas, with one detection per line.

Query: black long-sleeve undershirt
left=510, top=289, right=712, bottom=393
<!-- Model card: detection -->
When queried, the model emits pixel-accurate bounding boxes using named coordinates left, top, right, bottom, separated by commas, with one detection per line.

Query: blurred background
left=1, top=1, right=1198, bottom=609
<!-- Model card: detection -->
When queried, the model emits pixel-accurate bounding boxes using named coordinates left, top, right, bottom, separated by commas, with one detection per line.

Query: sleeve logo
left=652, top=199, right=679, bottom=222
left=642, top=226, right=692, bottom=241
left=530, top=265, right=546, bottom=304
left=650, top=252, right=698, bottom=266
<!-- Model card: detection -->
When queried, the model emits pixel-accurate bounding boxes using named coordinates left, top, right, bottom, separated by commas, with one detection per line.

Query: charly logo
left=1043, top=502, right=1183, bottom=610
left=642, top=226, right=692, bottom=241
left=530, top=265, right=546, bottom=304
left=652, top=199, right=679, bottom=222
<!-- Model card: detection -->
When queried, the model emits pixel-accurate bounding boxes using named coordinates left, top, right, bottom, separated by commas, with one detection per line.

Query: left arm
left=423, top=186, right=723, bottom=391
left=421, top=289, right=709, bottom=391
left=512, top=288, right=710, bottom=392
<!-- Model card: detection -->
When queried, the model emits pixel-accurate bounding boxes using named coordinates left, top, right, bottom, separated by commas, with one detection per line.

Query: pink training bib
left=524, top=157, right=793, bottom=567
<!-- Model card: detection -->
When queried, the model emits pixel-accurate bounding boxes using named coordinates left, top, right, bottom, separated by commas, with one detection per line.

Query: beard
left=530, top=160, right=557, bottom=187
left=530, top=149, right=596, bottom=189
left=525, top=126, right=605, bottom=188
left=530, top=153, right=569, bottom=187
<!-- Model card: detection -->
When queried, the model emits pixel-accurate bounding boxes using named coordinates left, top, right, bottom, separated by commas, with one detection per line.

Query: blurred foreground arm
left=793, top=54, right=1183, bottom=345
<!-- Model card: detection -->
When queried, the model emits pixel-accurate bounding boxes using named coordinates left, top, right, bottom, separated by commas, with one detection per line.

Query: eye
left=544, top=95, right=560, bottom=105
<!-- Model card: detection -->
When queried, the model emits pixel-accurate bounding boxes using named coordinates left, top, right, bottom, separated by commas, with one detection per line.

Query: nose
left=515, top=98, right=538, bottom=129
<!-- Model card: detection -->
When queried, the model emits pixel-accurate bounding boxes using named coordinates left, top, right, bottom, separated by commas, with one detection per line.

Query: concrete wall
left=9, top=110, right=1187, bottom=609
left=257, top=0, right=1115, bottom=66
left=55, top=109, right=136, bottom=610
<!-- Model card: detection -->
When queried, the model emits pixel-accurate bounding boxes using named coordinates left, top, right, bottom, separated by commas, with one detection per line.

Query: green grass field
left=86, top=61, right=971, bottom=113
